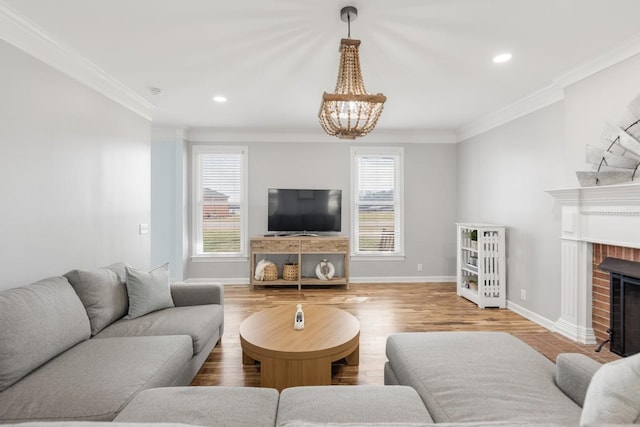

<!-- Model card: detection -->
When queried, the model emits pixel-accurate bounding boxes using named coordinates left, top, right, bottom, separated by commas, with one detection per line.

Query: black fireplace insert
left=598, top=257, right=640, bottom=357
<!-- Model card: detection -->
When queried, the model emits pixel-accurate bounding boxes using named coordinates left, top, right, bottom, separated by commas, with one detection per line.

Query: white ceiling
left=3, top=0, right=640, bottom=135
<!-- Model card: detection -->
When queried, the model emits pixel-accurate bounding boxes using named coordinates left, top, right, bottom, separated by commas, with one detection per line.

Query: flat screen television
left=268, top=188, right=342, bottom=234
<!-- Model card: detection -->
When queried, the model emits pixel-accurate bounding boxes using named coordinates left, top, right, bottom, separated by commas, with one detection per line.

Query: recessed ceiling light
left=213, top=95, right=227, bottom=103
left=493, top=53, right=512, bottom=64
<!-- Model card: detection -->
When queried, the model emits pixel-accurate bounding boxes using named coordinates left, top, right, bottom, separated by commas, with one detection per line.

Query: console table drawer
left=251, top=240, right=300, bottom=253
left=301, top=239, right=348, bottom=253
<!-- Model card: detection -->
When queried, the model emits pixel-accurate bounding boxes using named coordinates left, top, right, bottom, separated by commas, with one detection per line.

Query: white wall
left=0, top=40, right=151, bottom=291
left=181, top=140, right=457, bottom=282
left=457, top=103, right=565, bottom=321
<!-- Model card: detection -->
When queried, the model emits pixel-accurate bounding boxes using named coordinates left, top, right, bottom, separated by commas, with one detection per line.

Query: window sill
left=351, top=254, right=406, bottom=262
left=191, top=255, right=248, bottom=263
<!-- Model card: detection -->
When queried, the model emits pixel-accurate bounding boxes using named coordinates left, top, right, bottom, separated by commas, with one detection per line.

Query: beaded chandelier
left=319, top=7, right=386, bottom=139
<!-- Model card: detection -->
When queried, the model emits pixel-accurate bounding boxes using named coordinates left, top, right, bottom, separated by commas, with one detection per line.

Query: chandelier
left=319, top=6, right=386, bottom=139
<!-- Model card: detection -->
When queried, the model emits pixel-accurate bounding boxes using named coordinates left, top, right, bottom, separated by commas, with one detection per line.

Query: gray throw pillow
left=0, top=277, right=90, bottom=392
left=125, top=263, right=174, bottom=319
left=64, top=263, right=129, bottom=335
left=580, top=352, right=640, bottom=426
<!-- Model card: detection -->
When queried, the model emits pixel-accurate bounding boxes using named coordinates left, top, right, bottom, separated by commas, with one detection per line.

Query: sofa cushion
left=278, top=423, right=565, bottom=427
left=0, top=335, right=192, bottom=423
left=278, top=423, right=564, bottom=427
left=0, top=277, right=90, bottom=393
left=276, top=385, right=433, bottom=426
left=115, top=386, right=279, bottom=427
left=95, top=304, right=222, bottom=355
left=125, top=264, right=174, bottom=319
left=0, top=423, right=199, bottom=427
left=385, top=332, right=582, bottom=425
left=555, top=353, right=601, bottom=407
left=64, top=263, right=129, bottom=335
left=580, top=351, right=640, bottom=426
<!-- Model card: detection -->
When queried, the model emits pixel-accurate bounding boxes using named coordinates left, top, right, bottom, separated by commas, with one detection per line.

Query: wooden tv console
left=249, top=236, right=350, bottom=290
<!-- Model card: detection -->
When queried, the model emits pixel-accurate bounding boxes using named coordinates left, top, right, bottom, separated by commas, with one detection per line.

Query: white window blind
left=193, top=146, right=247, bottom=257
left=352, top=148, right=403, bottom=255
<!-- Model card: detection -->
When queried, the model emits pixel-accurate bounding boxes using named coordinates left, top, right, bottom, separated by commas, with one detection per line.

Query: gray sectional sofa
left=0, top=263, right=224, bottom=423
left=385, top=331, right=640, bottom=427
left=2, top=265, right=639, bottom=427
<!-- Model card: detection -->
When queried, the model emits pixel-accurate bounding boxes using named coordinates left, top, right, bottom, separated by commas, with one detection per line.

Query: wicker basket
left=263, top=263, right=278, bottom=281
left=282, top=264, right=299, bottom=281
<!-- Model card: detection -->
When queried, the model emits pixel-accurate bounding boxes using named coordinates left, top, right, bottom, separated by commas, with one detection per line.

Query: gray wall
left=457, top=103, right=564, bottom=321
left=151, top=139, right=186, bottom=280
left=456, top=51, right=640, bottom=323
left=0, top=40, right=151, bottom=291
left=182, top=140, right=457, bottom=282
left=562, top=53, right=640, bottom=187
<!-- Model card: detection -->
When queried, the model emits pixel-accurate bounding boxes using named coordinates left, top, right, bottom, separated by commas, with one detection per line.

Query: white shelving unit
left=456, top=223, right=506, bottom=308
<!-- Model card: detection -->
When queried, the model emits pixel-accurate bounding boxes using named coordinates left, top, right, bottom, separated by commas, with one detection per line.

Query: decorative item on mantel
left=576, top=92, right=640, bottom=186
left=318, top=6, right=386, bottom=139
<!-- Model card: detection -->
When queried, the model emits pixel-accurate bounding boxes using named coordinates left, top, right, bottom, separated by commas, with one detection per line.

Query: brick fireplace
left=592, top=244, right=640, bottom=344
left=547, top=183, right=640, bottom=344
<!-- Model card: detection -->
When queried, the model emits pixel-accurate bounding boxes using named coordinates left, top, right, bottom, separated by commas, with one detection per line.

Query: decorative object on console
left=576, top=92, right=640, bottom=186
left=318, top=6, right=386, bottom=139
left=283, top=262, right=299, bottom=281
left=315, top=259, right=336, bottom=280
left=255, top=259, right=278, bottom=281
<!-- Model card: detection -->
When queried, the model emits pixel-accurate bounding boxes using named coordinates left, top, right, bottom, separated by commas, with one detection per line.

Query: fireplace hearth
left=598, top=257, right=640, bottom=356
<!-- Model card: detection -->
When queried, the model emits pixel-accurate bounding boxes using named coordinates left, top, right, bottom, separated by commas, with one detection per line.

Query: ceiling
left=3, top=0, right=640, bottom=135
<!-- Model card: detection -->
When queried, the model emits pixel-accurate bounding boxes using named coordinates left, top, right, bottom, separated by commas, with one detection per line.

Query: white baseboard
left=350, top=276, right=456, bottom=284
left=180, top=276, right=456, bottom=285
left=181, top=278, right=249, bottom=285
left=506, top=300, right=555, bottom=331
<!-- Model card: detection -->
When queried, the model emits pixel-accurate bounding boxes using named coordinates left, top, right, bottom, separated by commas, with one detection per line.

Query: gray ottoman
left=276, top=385, right=433, bottom=426
left=114, top=386, right=279, bottom=427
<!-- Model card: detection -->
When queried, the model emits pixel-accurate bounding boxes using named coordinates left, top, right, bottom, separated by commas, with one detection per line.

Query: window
left=351, top=147, right=404, bottom=257
left=192, top=146, right=247, bottom=258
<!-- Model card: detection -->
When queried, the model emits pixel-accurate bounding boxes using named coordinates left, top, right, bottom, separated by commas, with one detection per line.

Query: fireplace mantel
left=547, top=182, right=640, bottom=343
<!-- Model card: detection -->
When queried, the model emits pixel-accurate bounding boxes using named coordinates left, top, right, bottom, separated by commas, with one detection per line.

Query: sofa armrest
left=170, top=282, right=224, bottom=307
left=555, top=352, right=602, bottom=407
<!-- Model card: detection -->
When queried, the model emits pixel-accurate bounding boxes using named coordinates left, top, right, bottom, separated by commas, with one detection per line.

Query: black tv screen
left=268, top=189, right=342, bottom=233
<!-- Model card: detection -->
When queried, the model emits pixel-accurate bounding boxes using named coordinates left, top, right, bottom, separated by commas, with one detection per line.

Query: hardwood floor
left=191, top=282, right=619, bottom=387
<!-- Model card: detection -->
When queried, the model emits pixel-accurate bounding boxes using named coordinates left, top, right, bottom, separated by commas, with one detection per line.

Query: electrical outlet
left=520, top=289, right=527, bottom=301
left=417, top=263, right=423, bottom=272
left=139, top=224, right=149, bottom=235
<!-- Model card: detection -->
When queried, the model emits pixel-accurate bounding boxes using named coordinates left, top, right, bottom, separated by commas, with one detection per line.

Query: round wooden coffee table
left=239, top=304, right=360, bottom=390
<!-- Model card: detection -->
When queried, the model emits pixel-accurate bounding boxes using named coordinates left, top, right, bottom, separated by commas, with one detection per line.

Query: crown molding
left=186, top=127, right=457, bottom=144
left=0, top=1, right=154, bottom=121
left=456, top=85, right=564, bottom=142
left=456, top=32, right=640, bottom=143
left=553, top=32, right=640, bottom=89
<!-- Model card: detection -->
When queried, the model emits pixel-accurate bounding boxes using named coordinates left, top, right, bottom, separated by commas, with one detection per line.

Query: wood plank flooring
left=191, top=282, right=619, bottom=387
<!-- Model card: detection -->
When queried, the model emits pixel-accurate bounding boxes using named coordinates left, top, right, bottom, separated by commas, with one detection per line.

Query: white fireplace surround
left=547, top=183, right=640, bottom=344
